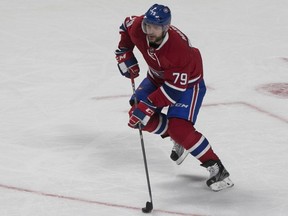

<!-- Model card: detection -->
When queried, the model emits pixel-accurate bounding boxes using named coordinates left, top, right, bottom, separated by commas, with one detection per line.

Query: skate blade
left=176, top=150, right=189, bottom=165
left=209, top=177, right=234, bottom=192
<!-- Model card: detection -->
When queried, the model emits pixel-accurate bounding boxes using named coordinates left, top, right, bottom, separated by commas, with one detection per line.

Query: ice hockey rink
left=1, top=0, right=287, bottom=215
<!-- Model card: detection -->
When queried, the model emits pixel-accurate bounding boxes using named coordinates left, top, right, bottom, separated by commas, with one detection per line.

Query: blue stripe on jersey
left=190, top=138, right=209, bottom=157
left=162, top=82, right=185, bottom=104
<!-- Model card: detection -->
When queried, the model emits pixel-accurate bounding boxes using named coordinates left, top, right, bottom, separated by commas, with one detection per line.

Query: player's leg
left=169, top=79, right=207, bottom=164
left=168, top=118, right=233, bottom=191
left=167, top=80, right=233, bottom=191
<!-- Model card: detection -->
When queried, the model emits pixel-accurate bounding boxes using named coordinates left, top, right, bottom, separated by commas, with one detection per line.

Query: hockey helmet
left=142, top=4, right=171, bottom=33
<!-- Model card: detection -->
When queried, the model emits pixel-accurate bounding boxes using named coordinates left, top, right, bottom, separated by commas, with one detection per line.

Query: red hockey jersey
left=117, top=15, right=203, bottom=108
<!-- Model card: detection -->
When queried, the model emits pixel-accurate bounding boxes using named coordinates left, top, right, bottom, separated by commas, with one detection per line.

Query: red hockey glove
left=128, top=100, right=156, bottom=128
left=115, top=48, right=140, bottom=78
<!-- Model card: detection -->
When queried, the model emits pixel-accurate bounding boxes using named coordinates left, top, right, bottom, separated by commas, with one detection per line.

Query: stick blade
left=142, top=201, right=153, bottom=213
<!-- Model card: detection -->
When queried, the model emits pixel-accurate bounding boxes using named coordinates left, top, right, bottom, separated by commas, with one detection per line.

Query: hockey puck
left=142, top=201, right=153, bottom=213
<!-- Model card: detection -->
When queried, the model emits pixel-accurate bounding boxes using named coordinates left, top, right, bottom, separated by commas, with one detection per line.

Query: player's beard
left=147, top=33, right=165, bottom=45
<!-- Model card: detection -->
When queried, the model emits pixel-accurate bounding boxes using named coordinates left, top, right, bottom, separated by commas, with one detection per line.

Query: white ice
left=0, top=0, right=288, bottom=216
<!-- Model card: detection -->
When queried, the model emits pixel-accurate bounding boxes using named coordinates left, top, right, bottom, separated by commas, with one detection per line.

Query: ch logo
left=148, top=48, right=155, bottom=55
left=147, top=48, right=156, bottom=60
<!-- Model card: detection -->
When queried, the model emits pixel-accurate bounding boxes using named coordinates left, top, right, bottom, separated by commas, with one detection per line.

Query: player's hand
left=115, top=48, right=140, bottom=78
left=128, top=100, right=156, bottom=128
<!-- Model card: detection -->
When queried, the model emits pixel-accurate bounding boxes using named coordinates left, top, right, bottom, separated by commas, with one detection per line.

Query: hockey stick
left=130, top=76, right=153, bottom=213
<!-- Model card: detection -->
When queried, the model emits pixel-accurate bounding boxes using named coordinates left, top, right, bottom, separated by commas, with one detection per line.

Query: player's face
left=142, top=22, right=165, bottom=44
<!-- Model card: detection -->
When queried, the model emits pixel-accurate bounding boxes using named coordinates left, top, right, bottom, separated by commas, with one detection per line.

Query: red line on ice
left=1, top=101, right=286, bottom=216
left=93, top=94, right=287, bottom=124
left=0, top=184, right=205, bottom=216
left=203, top=101, right=288, bottom=124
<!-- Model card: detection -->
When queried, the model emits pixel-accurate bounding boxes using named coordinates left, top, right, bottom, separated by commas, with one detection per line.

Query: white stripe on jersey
left=151, top=115, right=168, bottom=135
left=160, top=86, right=176, bottom=104
left=148, top=69, right=155, bottom=79
left=188, top=83, right=199, bottom=122
left=188, top=75, right=201, bottom=84
left=164, top=81, right=186, bottom=92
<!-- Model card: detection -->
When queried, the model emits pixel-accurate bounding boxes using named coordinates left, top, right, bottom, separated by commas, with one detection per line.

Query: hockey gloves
left=115, top=48, right=140, bottom=78
left=128, top=100, right=156, bottom=128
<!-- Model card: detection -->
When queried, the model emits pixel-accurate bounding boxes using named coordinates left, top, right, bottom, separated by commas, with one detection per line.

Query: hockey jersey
left=117, top=15, right=203, bottom=108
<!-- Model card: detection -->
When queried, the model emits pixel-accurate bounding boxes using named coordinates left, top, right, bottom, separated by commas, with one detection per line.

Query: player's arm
left=148, top=70, right=188, bottom=107
left=128, top=69, right=188, bottom=128
left=115, top=16, right=140, bottom=78
left=117, top=16, right=136, bottom=50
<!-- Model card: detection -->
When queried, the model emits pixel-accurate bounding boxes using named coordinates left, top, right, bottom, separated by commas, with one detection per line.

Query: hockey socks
left=168, top=118, right=219, bottom=163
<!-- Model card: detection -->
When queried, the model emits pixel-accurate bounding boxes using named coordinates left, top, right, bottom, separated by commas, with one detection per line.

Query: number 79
left=172, top=72, right=187, bottom=85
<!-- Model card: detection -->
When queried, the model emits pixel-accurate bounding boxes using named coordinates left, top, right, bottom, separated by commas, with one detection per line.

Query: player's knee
left=168, top=118, right=191, bottom=142
left=168, top=118, right=200, bottom=149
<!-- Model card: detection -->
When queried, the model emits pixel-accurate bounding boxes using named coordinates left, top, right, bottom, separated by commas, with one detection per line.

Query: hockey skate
left=201, top=160, right=234, bottom=192
left=170, top=140, right=189, bottom=165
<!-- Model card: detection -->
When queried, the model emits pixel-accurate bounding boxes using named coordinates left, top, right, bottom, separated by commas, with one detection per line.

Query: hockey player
left=115, top=4, right=234, bottom=191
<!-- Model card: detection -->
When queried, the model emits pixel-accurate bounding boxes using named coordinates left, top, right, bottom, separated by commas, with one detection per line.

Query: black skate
left=201, top=160, right=234, bottom=191
left=170, top=140, right=189, bottom=165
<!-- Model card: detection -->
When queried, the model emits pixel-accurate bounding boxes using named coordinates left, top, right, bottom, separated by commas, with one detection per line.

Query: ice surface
left=0, top=0, right=288, bottom=215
